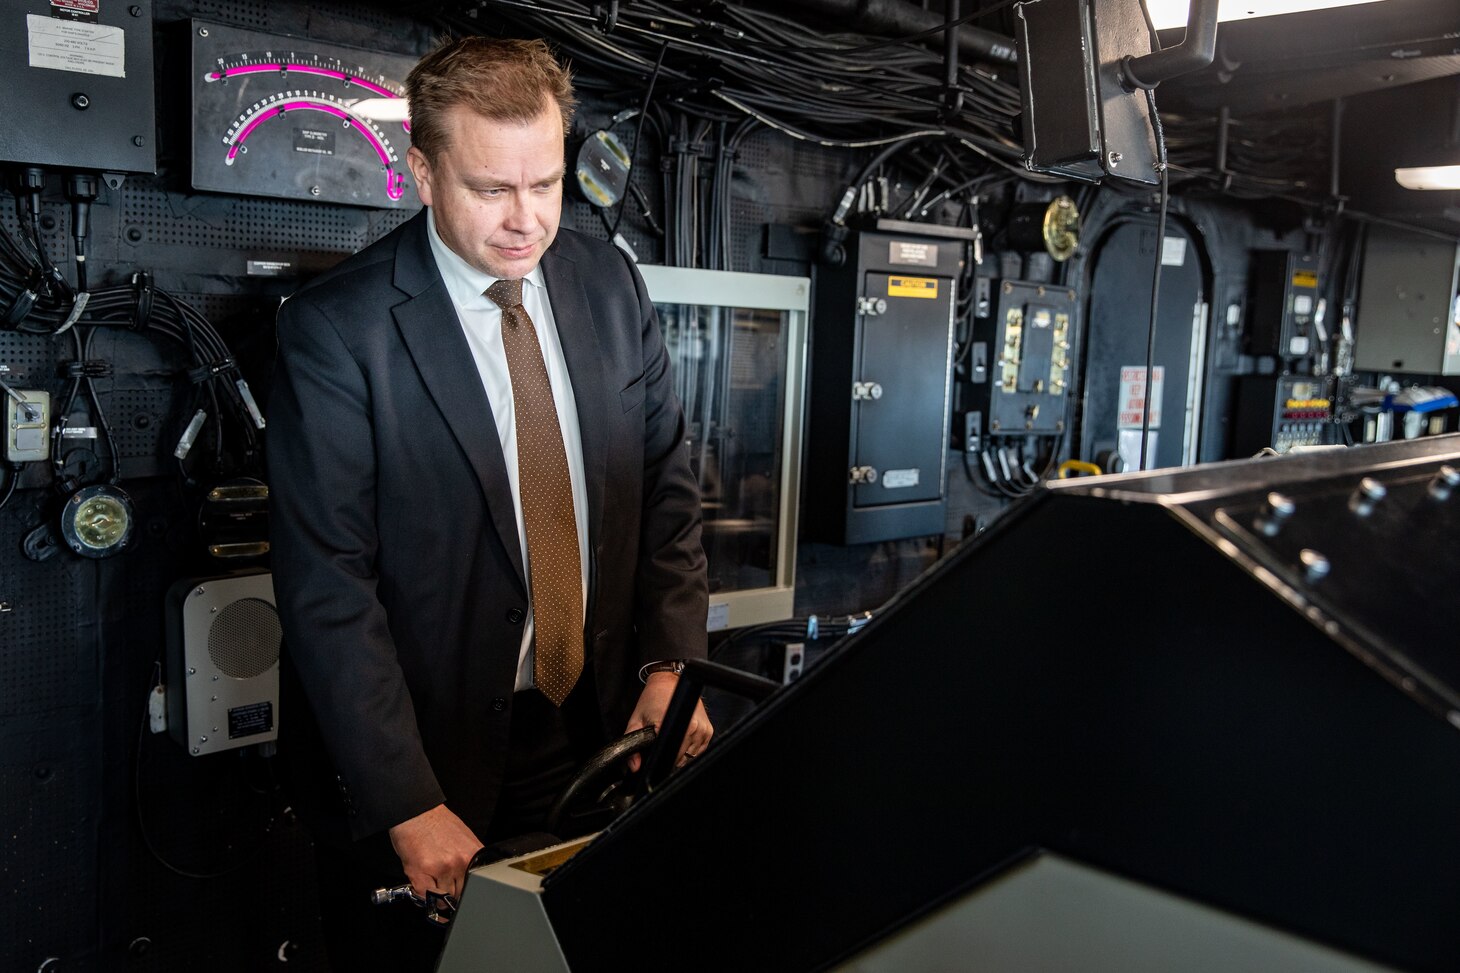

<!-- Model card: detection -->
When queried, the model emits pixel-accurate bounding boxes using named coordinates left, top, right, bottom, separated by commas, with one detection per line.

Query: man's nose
left=502, top=192, right=535, bottom=232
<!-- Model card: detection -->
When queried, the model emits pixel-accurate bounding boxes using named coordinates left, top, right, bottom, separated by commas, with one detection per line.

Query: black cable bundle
left=0, top=212, right=263, bottom=486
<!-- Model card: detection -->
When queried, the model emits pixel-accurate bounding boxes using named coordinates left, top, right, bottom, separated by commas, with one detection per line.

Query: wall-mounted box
left=1354, top=226, right=1460, bottom=375
left=808, top=227, right=959, bottom=545
left=0, top=0, right=156, bottom=173
left=639, top=266, right=808, bottom=630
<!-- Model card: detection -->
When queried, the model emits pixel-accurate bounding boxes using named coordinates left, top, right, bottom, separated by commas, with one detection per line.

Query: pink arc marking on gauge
left=208, top=63, right=397, bottom=99
left=227, top=100, right=406, bottom=200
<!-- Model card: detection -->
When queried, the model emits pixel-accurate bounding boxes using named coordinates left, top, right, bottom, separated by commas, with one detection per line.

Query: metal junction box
left=0, top=0, right=157, bottom=173
left=809, top=229, right=958, bottom=544
left=1354, top=225, right=1460, bottom=376
left=977, top=279, right=1077, bottom=438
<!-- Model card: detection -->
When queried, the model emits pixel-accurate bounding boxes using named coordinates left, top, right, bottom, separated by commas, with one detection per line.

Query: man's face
left=407, top=102, right=565, bottom=280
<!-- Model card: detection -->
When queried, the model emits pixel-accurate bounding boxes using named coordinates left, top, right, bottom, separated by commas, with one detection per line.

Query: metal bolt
left=198, top=26, right=209, bottom=36
left=70, top=93, right=90, bottom=110
left=132, top=136, right=145, bottom=147
left=1300, top=549, right=1330, bottom=582
left=212, top=726, right=219, bottom=732
left=191, top=747, right=200, bottom=755
left=212, top=674, right=219, bottom=681
left=1107, top=151, right=1123, bottom=168
left=1430, top=465, right=1460, bottom=500
left=130, top=5, right=142, bottom=16
left=211, top=696, right=218, bottom=702
left=187, top=667, right=196, bottom=676
left=1256, top=492, right=1295, bottom=535
left=210, top=606, right=218, bottom=613
left=195, top=586, right=206, bottom=595
left=1350, top=477, right=1386, bottom=515
left=199, top=736, right=208, bottom=743
left=310, top=185, right=321, bottom=197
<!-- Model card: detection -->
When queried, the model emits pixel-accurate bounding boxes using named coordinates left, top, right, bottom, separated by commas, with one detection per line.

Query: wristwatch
left=638, top=659, right=686, bottom=683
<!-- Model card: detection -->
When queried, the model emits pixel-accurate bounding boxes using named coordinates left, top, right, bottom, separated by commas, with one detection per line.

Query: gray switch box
left=5, top=389, right=50, bottom=462
left=1354, top=226, right=1460, bottom=376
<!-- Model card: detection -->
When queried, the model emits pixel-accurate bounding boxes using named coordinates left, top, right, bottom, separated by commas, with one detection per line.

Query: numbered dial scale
left=190, top=21, right=419, bottom=208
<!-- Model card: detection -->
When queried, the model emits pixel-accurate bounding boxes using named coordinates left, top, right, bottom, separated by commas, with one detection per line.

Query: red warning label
left=50, top=0, right=100, bottom=22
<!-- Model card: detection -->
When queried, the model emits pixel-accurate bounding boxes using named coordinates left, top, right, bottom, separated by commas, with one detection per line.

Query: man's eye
left=477, top=188, right=503, bottom=198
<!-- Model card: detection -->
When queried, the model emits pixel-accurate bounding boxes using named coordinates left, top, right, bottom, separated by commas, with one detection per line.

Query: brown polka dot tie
left=485, top=278, right=583, bottom=707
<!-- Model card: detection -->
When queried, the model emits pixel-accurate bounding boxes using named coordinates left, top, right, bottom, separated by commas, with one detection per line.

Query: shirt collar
left=426, top=207, right=545, bottom=310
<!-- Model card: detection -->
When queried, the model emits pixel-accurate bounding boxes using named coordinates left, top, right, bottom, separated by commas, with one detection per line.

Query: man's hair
left=405, top=36, right=575, bottom=161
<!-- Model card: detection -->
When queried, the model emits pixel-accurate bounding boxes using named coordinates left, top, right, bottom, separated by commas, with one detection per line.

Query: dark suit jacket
left=268, top=211, right=707, bottom=845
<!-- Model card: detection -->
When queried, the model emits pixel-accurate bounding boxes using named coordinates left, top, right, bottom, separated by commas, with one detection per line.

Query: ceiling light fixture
left=1145, top=0, right=1389, bottom=32
left=1394, top=166, right=1460, bottom=191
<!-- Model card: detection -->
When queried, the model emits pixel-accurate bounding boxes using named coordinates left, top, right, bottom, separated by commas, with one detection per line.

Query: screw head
left=129, top=5, right=142, bottom=16
left=132, top=136, right=145, bottom=147
left=1300, top=548, right=1330, bottom=582
left=1107, top=151, right=1123, bottom=167
left=198, top=26, right=209, bottom=36
left=1431, top=465, right=1460, bottom=499
left=309, top=185, right=321, bottom=196
left=70, top=93, right=90, bottom=110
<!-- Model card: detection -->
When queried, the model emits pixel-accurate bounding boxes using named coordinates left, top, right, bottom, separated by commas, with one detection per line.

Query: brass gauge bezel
left=1043, top=195, right=1081, bottom=262
left=60, top=484, right=136, bottom=559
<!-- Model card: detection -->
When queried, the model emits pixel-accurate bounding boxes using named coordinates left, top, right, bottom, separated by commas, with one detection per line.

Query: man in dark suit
left=268, top=36, right=712, bottom=968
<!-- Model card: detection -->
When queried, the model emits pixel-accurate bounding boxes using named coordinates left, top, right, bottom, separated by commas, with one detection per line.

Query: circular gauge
left=1041, top=195, right=1081, bottom=262
left=61, top=484, right=136, bottom=558
left=574, top=129, right=632, bottom=208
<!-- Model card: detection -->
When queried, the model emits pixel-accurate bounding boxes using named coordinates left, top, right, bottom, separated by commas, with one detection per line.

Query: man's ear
left=406, top=146, right=434, bottom=207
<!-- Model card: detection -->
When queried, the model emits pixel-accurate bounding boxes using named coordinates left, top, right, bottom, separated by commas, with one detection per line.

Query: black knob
left=505, top=607, right=525, bottom=624
left=491, top=697, right=507, bottom=712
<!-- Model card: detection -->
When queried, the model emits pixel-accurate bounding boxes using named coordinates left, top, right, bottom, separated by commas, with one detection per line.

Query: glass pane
left=656, top=302, right=788, bottom=596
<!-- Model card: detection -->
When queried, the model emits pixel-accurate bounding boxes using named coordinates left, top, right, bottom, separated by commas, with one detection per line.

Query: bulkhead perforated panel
left=0, top=730, right=96, bottom=972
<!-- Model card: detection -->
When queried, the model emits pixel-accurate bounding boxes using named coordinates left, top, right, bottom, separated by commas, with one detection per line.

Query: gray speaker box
left=166, top=572, right=280, bottom=756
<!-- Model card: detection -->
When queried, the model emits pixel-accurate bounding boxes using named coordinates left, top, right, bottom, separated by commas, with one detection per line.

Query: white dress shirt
left=425, top=210, right=591, bottom=692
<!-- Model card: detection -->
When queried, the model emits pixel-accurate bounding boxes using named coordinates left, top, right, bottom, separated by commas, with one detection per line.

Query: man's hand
left=388, top=803, right=483, bottom=901
left=624, top=671, right=714, bottom=772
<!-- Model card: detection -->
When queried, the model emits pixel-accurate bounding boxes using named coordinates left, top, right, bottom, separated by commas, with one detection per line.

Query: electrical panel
left=1248, top=251, right=1321, bottom=359
left=1230, top=374, right=1334, bottom=456
left=0, top=0, right=157, bottom=173
left=1354, top=225, right=1460, bottom=375
left=975, top=279, right=1076, bottom=437
left=808, top=228, right=958, bottom=544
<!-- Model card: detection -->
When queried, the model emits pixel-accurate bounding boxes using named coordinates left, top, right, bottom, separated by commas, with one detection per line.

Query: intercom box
left=165, top=571, right=280, bottom=756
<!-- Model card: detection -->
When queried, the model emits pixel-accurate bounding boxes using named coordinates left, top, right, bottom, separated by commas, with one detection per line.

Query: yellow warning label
left=1291, top=270, right=1318, bottom=289
left=888, top=276, right=938, bottom=299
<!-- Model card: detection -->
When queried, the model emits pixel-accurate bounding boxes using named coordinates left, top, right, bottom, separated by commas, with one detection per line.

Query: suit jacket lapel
left=391, top=212, right=527, bottom=593
left=542, top=243, right=608, bottom=559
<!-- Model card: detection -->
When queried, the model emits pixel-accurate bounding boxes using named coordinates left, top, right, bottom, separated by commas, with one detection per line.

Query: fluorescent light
left=1395, top=166, right=1460, bottom=191
left=1145, top=0, right=1389, bottom=31
left=350, top=97, right=410, bottom=123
